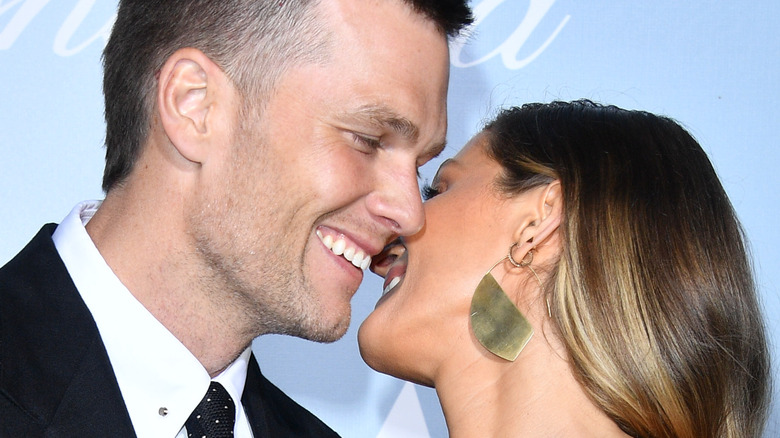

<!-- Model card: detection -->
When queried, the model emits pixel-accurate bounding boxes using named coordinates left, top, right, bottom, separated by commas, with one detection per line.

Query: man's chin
left=292, top=312, right=351, bottom=343
left=315, top=317, right=351, bottom=343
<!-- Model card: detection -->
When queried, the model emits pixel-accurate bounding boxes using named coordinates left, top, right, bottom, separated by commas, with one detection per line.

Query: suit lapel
left=241, top=353, right=341, bottom=437
left=242, top=354, right=272, bottom=438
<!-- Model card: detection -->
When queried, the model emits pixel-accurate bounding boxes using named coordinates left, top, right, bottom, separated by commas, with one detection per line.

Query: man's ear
left=510, top=181, right=563, bottom=259
left=157, top=48, right=231, bottom=164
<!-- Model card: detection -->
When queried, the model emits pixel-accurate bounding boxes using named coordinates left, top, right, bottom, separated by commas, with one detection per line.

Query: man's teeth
left=317, top=230, right=371, bottom=270
left=383, top=276, right=401, bottom=296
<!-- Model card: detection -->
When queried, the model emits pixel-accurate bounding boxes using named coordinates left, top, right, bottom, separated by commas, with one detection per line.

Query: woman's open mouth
left=370, top=239, right=408, bottom=302
left=382, top=259, right=406, bottom=297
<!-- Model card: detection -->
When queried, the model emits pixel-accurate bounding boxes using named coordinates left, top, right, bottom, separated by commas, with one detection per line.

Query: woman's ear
left=156, top=47, right=232, bottom=164
left=511, top=181, right=563, bottom=258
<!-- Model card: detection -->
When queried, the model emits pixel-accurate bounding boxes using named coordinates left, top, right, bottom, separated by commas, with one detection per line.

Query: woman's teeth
left=383, top=276, right=401, bottom=296
left=317, top=230, right=371, bottom=270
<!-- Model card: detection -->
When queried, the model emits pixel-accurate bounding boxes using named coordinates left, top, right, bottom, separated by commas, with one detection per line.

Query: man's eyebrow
left=347, top=104, right=420, bottom=143
left=341, top=104, right=446, bottom=163
left=426, top=140, right=447, bottom=162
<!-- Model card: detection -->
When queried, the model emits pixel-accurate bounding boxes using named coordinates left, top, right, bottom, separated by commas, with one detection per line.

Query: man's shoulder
left=0, top=223, right=135, bottom=437
left=0, top=223, right=76, bottom=330
left=0, top=223, right=61, bottom=288
left=0, top=223, right=95, bottom=381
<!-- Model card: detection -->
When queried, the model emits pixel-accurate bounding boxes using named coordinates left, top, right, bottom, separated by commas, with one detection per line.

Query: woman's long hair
left=483, top=100, right=770, bottom=437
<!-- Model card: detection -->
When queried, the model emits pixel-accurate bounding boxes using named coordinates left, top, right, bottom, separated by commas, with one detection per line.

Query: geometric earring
left=469, top=243, right=535, bottom=361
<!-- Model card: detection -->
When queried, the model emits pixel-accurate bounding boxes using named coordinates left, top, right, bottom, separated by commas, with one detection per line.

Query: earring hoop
left=507, top=242, right=533, bottom=268
left=507, top=242, right=548, bottom=317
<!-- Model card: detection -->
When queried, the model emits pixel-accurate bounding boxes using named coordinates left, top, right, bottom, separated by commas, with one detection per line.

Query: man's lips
left=316, top=227, right=373, bottom=270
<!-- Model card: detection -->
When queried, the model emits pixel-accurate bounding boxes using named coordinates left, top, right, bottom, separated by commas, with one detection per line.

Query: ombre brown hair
left=483, top=100, right=770, bottom=438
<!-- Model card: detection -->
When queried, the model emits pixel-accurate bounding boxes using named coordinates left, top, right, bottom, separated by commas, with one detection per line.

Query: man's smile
left=316, top=227, right=373, bottom=270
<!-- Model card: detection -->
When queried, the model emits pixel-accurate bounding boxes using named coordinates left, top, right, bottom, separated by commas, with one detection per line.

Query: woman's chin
left=356, top=321, right=389, bottom=372
left=357, top=325, right=435, bottom=386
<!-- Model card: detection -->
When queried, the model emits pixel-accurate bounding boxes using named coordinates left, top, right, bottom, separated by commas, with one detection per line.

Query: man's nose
left=366, top=166, right=425, bottom=237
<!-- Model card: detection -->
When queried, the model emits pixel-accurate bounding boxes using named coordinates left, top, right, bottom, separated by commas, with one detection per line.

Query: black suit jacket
left=0, top=224, right=340, bottom=437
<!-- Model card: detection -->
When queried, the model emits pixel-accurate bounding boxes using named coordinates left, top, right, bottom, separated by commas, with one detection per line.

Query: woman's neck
left=434, top=335, right=629, bottom=438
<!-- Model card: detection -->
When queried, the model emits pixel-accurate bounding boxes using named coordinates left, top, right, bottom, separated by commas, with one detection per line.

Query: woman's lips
left=383, top=277, right=401, bottom=296
left=382, top=261, right=407, bottom=297
left=370, top=238, right=406, bottom=277
left=371, top=238, right=408, bottom=303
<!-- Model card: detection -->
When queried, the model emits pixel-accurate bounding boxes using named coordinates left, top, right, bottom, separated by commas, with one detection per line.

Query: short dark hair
left=400, top=0, right=474, bottom=38
left=101, top=0, right=473, bottom=192
left=483, top=100, right=770, bottom=437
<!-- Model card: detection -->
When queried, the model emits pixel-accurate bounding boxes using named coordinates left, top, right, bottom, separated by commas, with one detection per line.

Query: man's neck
left=86, top=183, right=252, bottom=376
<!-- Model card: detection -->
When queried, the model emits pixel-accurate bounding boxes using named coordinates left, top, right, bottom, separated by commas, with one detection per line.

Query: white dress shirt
left=52, top=201, right=254, bottom=438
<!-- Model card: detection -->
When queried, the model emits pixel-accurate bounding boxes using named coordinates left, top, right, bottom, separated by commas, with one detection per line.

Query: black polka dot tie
left=185, top=381, right=236, bottom=438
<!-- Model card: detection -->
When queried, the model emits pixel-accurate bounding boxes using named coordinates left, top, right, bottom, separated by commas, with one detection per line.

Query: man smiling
left=0, top=0, right=472, bottom=436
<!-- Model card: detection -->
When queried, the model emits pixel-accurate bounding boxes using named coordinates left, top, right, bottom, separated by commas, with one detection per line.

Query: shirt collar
left=52, top=201, right=251, bottom=438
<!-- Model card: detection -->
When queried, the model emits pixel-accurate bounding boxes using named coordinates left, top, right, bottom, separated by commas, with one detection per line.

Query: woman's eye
left=421, top=181, right=440, bottom=200
left=352, top=133, right=381, bottom=151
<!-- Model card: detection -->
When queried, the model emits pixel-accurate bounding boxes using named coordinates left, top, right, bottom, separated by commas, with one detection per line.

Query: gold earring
left=508, top=244, right=551, bottom=318
left=470, top=243, right=534, bottom=361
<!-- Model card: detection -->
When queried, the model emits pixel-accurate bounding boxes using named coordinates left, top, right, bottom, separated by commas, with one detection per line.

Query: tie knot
left=185, top=381, right=236, bottom=438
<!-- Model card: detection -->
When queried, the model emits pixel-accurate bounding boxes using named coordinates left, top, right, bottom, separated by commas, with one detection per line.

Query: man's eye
left=352, top=133, right=381, bottom=151
left=421, top=181, right=440, bottom=200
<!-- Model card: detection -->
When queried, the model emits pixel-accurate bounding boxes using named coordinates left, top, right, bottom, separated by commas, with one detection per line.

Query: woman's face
left=358, top=132, right=533, bottom=385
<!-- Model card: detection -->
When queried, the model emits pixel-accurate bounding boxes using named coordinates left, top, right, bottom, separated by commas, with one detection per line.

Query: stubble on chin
left=187, top=211, right=353, bottom=343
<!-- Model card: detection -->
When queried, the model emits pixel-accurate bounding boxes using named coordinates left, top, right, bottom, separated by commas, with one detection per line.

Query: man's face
left=189, top=0, right=450, bottom=342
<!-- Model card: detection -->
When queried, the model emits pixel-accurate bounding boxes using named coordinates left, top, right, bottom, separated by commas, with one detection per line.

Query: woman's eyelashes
left=421, top=181, right=440, bottom=200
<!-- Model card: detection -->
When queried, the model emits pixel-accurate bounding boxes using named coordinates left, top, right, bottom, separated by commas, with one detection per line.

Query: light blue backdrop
left=1, top=1, right=778, bottom=436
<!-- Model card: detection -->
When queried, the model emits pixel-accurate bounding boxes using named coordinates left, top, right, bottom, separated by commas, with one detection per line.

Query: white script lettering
left=451, top=0, right=570, bottom=69
left=54, top=0, right=114, bottom=56
left=0, top=0, right=49, bottom=50
left=0, top=0, right=114, bottom=55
